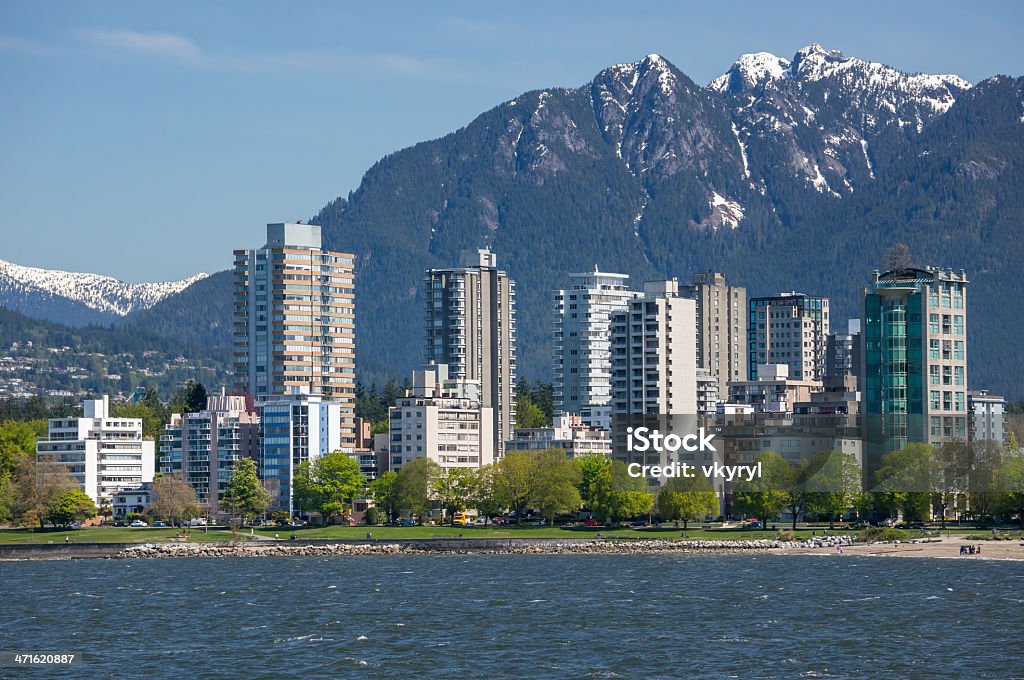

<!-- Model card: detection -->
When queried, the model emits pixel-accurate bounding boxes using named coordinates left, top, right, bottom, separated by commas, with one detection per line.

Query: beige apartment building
left=233, top=222, right=356, bottom=449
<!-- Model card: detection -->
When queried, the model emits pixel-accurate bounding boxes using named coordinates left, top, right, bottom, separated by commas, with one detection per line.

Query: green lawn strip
left=0, top=526, right=250, bottom=544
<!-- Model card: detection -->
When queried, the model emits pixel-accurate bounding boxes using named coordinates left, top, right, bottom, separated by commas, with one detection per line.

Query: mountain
left=308, top=45, right=1024, bottom=399
left=0, top=258, right=207, bottom=327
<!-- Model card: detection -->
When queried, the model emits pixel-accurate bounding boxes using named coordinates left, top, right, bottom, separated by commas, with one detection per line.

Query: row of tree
left=365, top=450, right=718, bottom=527
left=733, top=443, right=1024, bottom=528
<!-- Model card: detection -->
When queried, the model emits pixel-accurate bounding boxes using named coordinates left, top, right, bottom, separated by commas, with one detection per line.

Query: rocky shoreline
left=115, top=535, right=856, bottom=559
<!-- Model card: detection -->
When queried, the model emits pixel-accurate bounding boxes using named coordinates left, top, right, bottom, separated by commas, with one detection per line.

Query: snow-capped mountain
left=0, top=258, right=207, bottom=326
left=307, top=44, right=1024, bottom=397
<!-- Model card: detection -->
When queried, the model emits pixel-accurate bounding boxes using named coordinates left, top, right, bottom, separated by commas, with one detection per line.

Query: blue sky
left=1, top=1, right=1021, bottom=282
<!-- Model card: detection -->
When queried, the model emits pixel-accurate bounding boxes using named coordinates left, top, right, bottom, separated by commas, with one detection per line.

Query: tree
left=933, top=441, right=970, bottom=528
left=493, top=451, right=537, bottom=523
left=1006, top=431, right=1020, bottom=453
left=732, top=452, right=789, bottom=527
left=875, top=443, right=936, bottom=522
left=432, top=467, right=476, bottom=522
left=804, top=450, right=862, bottom=529
left=530, top=448, right=581, bottom=525
left=45, top=489, right=96, bottom=527
left=172, top=380, right=208, bottom=414
left=966, top=441, right=1004, bottom=523
left=995, top=454, right=1024, bottom=528
left=0, top=421, right=39, bottom=521
left=394, top=458, right=440, bottom=522
left=293, top=451, right=365, bottom=525
left=220, top=458, right=271, bottom=525
left=149, top=473, right=200, bottom=525
left=12, top=457, right=78, bottom=527
left=576, top=455, right=612, bottom=521
left=883, top=243, right=913, bottom=271
left=606, top=461, right=653, bottom=523
left=369, top=471, right=400, bottom=522
left=657, top=475, right=719, bottom=529
left=471, top=465, right=502, bottom=524
left=515, top=399, right=547, bottom=429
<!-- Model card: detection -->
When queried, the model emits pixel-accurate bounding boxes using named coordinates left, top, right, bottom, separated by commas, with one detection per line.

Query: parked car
left=153, top=521, right=167, bottom=527
left=66, top=521, right=82, bottom=529
left=188, top=518, right=207, bottom=526
left=491, top=517, right=506, bottom=525
left=129, top=520, right=148, bottom=527
left=582, top=519, right=600, bottom=527
left=742, top=521, right=763, bottom=530
left=399, top=518, right=416, bottom=527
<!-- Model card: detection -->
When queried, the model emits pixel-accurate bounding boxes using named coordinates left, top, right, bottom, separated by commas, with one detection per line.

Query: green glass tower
left=861, top=267, right=968, bottom=485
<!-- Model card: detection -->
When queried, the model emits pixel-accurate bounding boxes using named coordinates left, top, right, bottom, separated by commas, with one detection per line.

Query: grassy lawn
left=255, top=524, right=855, bottom=542
left=0, top=526, right=254, bottom=545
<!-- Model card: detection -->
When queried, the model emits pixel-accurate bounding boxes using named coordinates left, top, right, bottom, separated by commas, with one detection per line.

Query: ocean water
left=1, top=554, right=1022, bottom=678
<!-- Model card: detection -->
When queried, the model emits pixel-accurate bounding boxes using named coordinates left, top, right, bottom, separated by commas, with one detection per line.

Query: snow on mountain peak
left=709, top=51, right=790, bottom=93
left=709, top=44, right=971, bottom=114
left=0, top=258, right=207, bottom=318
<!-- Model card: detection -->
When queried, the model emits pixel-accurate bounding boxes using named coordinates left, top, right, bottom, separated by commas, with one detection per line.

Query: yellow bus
left=453, top=512, right=471, bottom=526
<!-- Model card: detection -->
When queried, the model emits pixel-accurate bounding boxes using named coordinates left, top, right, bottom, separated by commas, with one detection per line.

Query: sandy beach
left=785, top=535, right=1024, bottom=560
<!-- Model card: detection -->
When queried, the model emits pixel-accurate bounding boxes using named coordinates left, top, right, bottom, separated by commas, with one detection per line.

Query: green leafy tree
left=966, top=440, right=1004, bottom=523
left=13, top=457, right=79, bottom=527
left=515, top=399, right=547, bottom=429
left=172, top=380, right=208, bottom=414
left=45, top=489, right=96, bottom=527
left=0, top=421, right=39, bottom=521
left=732, top=452, right=789, bottom=527
left=221, top=458, right=272, bottom=525
left=294, top=451, right=365, bottom=525
left=995, top=453, right=1024, bottom=528
left=875, top=443, right=936, bottom=522
left=804, top=450, right=862, bottom=529
left=493, top=451, right=537, bottom=523
left=530, top=448, right=581, bottom=525
left=369, top=471, right=400, bottom=522
left=657, top=475, right=719, bottom=529
left=576, top=454, right=612, bottom=521
left=432, top=467, right=476, bottom=522
left=471, top=465, right=502, bottom=524
left=394, top=458, right=440, bottom=522
left=607, top=461, right=653, bottom=523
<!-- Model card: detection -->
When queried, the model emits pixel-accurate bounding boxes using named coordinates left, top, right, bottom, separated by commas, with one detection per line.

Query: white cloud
left=76, top=29, right=203, bottom=64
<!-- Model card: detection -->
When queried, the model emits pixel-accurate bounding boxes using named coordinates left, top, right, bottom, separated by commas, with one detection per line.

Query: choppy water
left=1, top=554, right=1022, bottom=678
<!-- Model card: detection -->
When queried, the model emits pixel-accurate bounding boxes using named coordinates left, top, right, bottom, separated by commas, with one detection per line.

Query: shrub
left=776, top=529, right=796, bottom=542
left=857, top=527, right=909, bottom=543
left=364, top=507, right=382, bottom=526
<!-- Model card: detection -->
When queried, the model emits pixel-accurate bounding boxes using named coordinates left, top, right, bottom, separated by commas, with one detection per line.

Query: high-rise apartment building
left=36, top=396, right=154, bottom=505
left=258, top=391, right=342, bottom=516
left=825, top=319, right=862, bottom=391
left=424, top=249, right=516, bottom=457
left=159, top=388, right=260, bottom=518
left=233, top=223, right=356, bottom=449
left=967, top=390, right=1005, bottom=446
left=861, top=267, right=969, bottom=469
left=748, top=293, right=830, bottom=382
left=387, top=363, right=495, bottom=472
left=611, top=280, right=697, bottom=415
left=553, top=269, right=635, bottom=428
left=682, top=272, right=746, bottom=401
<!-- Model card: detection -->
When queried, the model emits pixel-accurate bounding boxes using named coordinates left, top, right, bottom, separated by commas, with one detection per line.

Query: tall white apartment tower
left=611, top=280, right=698, bottom=415
left=233, top=222, right=356, bottom=450
left=424, top=249, right=516, bottom=457
left=553, top=269, right=635, bottom=429
left=36, top=396, right=155, bottom=505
